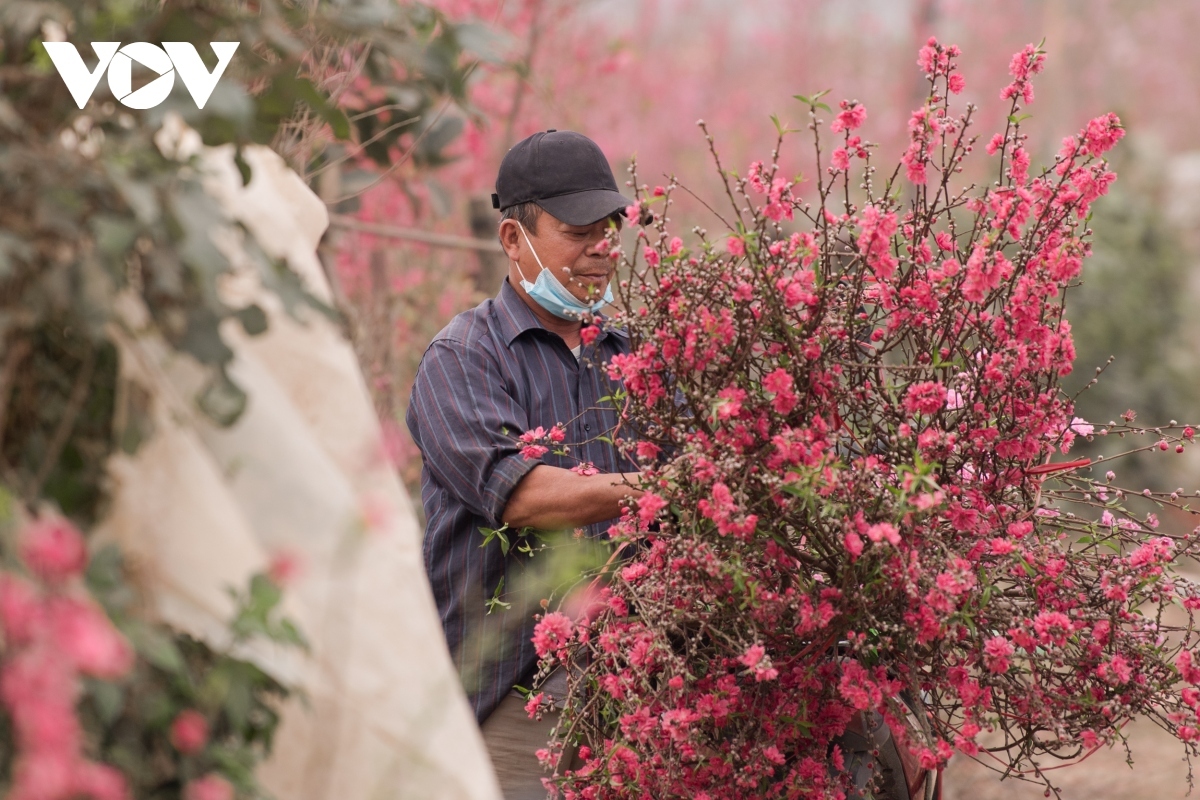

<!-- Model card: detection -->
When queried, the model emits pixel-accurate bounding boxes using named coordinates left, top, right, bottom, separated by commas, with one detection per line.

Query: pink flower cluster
left=528, top=37, right=1200, bottom=800
left=746, top=161, right=797, bottom=222
left=519, top=424, right=566, bottom=460
left=1, top=518, right=133, bottom=800
left=1001, top=43, right=1046, bottom=105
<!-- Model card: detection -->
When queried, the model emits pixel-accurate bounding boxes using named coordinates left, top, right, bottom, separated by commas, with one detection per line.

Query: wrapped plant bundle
left=525, top=39, right=1200, bottom=799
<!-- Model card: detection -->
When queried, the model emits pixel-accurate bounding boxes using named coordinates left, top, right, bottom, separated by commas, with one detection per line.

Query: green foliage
left=0, top=329, right=118, bottom=523
left=0, top=0, right=482, bottom=793
left=229, top=574, right=307, bottom=650
left=86, top=546, right=299, bottom=799
left=0, top=0, right=477, bottom=449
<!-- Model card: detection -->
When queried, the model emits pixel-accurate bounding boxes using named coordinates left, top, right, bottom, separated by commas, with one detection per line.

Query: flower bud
left=170, top=709, right=210, bottom=755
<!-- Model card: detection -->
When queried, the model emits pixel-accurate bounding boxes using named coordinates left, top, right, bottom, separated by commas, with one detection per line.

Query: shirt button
left=584, top=424, right=592, bottom=432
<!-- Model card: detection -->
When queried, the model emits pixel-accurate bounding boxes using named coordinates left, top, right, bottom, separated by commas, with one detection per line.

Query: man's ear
left=498, top=218, right=522, bottom=262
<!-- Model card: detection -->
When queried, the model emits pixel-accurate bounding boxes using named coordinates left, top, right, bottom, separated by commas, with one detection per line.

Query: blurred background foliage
left=0, top=0, right=486, bottom=794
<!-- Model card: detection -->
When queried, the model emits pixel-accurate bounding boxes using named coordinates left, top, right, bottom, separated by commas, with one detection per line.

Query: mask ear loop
left=511, top=221, right=542, bottom=286
left=515, top=221, right=546, bottom=272
left=517, top=220, right=574, bottom=276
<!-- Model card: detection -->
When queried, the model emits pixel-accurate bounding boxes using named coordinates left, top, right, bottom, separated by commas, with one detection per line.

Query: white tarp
left=96, top=119, right=500, bottom=800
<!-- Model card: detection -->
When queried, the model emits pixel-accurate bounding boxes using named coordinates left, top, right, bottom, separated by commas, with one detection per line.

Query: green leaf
left=84, top=677, right=126, bottom=725
left=106, top=167, right=160, bottom=225
left=224, top=669, right=253, bottom=730
left=91, top=216, right=139, bottom=266
left=793, top=89, right=831, bottom=108
left=485, top=576, right=511, bottom=614
left=479, top=524, right=513, bottom=555
left=199, top=663, right=234, bottom=711
left=138, top=687, right=177, bottom=728
left=170, top=183, right=231, bottom=278
left=124, top=620, right=187, bottom=674
left=235, top=304, right=269, bottom=336
left=292, top=77, right=351, bottom=140
left=415, top=115, right=464, bottom=166
left=209, top=744, right=257, bottom=789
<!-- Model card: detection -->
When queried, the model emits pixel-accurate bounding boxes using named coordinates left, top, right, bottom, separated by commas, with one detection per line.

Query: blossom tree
left=519, top=38, right=1200, bottom=799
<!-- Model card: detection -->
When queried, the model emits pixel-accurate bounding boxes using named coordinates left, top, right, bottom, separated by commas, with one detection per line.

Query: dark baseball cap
left=492, top=130, right=631, bottom=226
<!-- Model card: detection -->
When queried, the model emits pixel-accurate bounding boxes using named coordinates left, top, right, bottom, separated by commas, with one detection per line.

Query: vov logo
left=43, top=42, right=239, bottom=110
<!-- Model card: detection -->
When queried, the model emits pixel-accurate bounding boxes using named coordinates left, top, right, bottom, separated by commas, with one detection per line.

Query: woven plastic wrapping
left=95, top=117, right=500, bottom=800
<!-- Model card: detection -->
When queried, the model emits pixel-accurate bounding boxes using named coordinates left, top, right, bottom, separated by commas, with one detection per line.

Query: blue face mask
left=516, top=221, right=613, bottom=321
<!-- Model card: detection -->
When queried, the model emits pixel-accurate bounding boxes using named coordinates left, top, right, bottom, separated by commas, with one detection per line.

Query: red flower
left=983, top=636, right=1014, bottom=674
left=520, top=444, right=548, bottom=460
left=20, top=518, right=87, bottom=584
left=47, top=597, right=133, bottom=680
left=0, top=576, right=44, bottom=645
left=532, top=612, right=573, bottom=658
left=183, top=774, right=235, bottom=800
left=904, top=381, right=948, bottom=415
left=830, top=101, right=867, bottom=133
left=170, top=709, right=210, bottom=755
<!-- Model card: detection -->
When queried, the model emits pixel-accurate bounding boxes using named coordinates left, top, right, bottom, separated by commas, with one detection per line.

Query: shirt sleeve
left=406, top=338, right=541, bottom=527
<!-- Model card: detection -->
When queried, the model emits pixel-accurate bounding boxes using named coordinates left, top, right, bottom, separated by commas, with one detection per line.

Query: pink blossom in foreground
left=0, top=576, right=45, bottom=645
left=830, top=101, right=866, bottom=133
left=267, top=549, right=304, bottom=587
left=532, top=612, right=573, bottom=658
left=1069, top=417, right=1094, bottom=436
left=1, top=519, right=135, bottom=800
left=524, top=692, right=545, bottom=719
left=170, top=710, right=210, bottom=755
left=183, top=774, right=235, bottom=800
left=48, top=597, right=134, bottom=679
left=904, top=381, right=947, bottom=415
left=1001, top=43, right=1045, bottom=105
left=534, top=36, right=1195, bottom=800
left=983, top=636, right=1014, bottom=674
left=20, top=518, right=87, bottom=584
left=72, top=761, right=128, bottom=800
left=519, top=444, right=548, bottom=460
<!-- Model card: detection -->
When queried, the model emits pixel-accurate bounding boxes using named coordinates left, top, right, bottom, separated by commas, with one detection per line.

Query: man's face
left=503, top=211, right=622, bottom=306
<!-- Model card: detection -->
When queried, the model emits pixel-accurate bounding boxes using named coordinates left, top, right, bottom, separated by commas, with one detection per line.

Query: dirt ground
left=941, top=718, right=1196, bottom=800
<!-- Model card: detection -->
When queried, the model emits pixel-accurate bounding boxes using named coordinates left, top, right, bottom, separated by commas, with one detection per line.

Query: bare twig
left=26, top=346, right=95, bottom=502
left=328, top=214, right=503, bottom=252
left=0, top=337, right=31, bottom=452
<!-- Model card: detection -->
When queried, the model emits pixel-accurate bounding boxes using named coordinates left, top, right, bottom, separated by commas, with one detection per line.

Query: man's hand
left=501, top=466, right=642, bottom=531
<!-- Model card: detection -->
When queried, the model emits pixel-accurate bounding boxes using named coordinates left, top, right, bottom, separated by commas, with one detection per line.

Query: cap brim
left=537, top=189, right=632, bottom=226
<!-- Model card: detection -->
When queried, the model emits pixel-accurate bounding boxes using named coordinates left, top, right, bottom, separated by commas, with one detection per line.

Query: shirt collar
left=494, top=277, right=621, bottom=347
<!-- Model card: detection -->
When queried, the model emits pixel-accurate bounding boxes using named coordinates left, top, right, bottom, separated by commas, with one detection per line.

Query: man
left=405, top=130, right=642, bottom=798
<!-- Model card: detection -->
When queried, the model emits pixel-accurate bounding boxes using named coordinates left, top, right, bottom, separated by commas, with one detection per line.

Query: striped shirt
left=406, top=277, right=634, bottom=723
